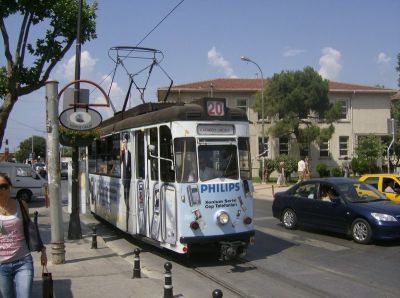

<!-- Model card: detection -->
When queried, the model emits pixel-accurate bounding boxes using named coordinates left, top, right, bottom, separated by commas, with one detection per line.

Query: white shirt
left=298, top=160, right=305, bottom=172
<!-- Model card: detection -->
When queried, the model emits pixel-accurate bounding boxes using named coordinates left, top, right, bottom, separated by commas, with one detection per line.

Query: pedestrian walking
left=297, top=157, right=306, bottom=183
left=0, top=172, right=47, bottom=298
left=277, top=161, right=286, bottom=187
left=342, top=156, right=350, bottom=178
left=304, top=156, right=311, bottom=180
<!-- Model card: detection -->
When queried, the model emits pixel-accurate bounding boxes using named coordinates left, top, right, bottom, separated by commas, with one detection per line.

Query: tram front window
left=198, top=145, right=238, bottom=181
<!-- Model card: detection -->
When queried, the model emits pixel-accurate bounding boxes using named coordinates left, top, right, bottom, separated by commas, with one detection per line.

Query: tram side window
left=238, top=137, right=252, bottom=180
left=88, top=140, right=97, bottom=173
left=149, top=128, right=159, bottom=181
left=109, top=134, right=120, bottom=177
left=136, top=131, right=145, bottom=179
left=160, top=125, right=174, bottom=182
left=91, top=134, right=121, bottom=177
left=174, top=137, right=197, bottom=183
left=96, top=138, right=108, bottom=174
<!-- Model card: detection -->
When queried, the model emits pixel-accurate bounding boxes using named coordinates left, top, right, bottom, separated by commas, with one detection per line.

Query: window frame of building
left=236, top=98, right=248, bottom=115
left=339, top=136, right=349, bottom=158
left=279, top=137, right=289, bottom=155
left=337, top=99, right=348, bottom=120
left=319, top=140, right=330, bottom=157
left=258, top=137, right=269, bottom=158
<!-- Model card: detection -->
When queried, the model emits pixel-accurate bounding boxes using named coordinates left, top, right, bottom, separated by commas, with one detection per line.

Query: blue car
left=272, top=178, right=400, bottom=244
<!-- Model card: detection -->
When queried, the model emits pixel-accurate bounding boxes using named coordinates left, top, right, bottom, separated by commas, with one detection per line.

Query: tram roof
left=101, top=97, right=248, bottom=136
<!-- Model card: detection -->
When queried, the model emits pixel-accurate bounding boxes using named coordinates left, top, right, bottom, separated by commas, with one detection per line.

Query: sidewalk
left=31, top=206, right=163, bottom=298
left=253, top=182, right=291, bottom=200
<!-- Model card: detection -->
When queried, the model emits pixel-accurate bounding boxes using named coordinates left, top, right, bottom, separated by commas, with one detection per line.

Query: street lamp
left=241, top=56, right=265, bottom=182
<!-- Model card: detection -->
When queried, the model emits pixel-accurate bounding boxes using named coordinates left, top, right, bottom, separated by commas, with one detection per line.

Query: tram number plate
left=207, top=101, right=225, bottom=116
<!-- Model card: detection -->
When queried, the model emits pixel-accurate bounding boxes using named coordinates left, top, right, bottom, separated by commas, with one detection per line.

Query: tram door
left=137, top=126, right=176, bottom=243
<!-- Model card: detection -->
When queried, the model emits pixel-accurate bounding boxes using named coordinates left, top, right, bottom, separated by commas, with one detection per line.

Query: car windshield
left=337, top=181, right=389, bottom=203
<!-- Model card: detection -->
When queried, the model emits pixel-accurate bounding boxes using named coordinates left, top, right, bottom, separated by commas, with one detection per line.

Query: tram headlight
left=217, top=211, right=230, bottom=225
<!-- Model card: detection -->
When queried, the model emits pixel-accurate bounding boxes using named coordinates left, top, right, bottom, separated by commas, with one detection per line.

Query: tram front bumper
left=180, top=231, right=255, bottom=259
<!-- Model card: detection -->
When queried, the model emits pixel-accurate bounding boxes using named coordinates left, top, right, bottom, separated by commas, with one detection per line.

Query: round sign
left=59, top=107, right=102, bottom=131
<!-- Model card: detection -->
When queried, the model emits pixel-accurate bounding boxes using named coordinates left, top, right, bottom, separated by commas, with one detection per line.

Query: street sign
left=59, top=107, right=102, bottom=131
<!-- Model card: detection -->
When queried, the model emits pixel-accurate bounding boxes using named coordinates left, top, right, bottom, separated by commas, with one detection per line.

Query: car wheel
left=17, top=190, right=32, bottom=203
left=282, top=208, right=297, bottom=230
left=351, top=218, right=372, bottom=244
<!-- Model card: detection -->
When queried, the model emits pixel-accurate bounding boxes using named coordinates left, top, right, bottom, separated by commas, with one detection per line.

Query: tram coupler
left=91, top=225, right=97, bottom=249
left=132, top=248, right=141, bottom=278
left=219, top=241, right=247, bottom=261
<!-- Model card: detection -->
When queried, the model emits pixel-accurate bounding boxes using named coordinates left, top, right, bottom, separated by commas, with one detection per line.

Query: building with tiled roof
left=158, top=78, right=397, bottom=178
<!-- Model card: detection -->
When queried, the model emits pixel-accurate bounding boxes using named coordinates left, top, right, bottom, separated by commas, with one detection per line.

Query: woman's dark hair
left=0, top=172, right=12, bottom=186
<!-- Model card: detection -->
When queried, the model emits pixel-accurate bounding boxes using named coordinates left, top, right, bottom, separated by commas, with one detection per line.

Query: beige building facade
left=157, top=79, right=396, bottom=177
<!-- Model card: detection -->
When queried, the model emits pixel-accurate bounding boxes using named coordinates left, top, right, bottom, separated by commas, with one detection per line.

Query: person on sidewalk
left=342, top=156, right=351, bottom=178
left=304, top=156, right=311, bottom=180
left=0, top=172, right=47, bottom=298
left=277, top=161, right=286, bottom=187
left=297, top=157, right=306, bottom=183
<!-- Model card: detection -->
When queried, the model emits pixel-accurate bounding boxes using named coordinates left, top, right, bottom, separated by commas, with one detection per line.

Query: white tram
left=88, top=97, right=255, bottom=259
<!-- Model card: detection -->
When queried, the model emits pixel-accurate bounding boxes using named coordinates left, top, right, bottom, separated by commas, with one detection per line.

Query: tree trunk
left=0, top=92, right=18, bottom=149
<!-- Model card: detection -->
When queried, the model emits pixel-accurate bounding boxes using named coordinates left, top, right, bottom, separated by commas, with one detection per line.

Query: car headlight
left=371, top=213, right=397, bottom=222
left=217, top=211, right=230, bottom=225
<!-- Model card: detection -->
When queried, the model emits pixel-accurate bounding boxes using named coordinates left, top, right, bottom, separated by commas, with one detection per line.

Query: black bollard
left=212, top=289, right=223, bottom=298
left=91, top=225, right=97, bottom=249
left=163, top=262, right=173, bottom=298
left=132, top=248, right=141, bottom=278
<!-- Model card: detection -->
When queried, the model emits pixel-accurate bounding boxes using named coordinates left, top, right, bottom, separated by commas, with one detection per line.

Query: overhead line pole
left=68, top=0, right=83, bottom=240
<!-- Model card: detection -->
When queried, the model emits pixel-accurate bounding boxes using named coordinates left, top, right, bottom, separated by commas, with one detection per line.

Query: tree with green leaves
left=0, top=0, right=97, bottom=149
left=353, top=134, right=385, bottom=174
left=252, top=67, right=341, bottom=154
left=14, top=135, right=46, bottom=162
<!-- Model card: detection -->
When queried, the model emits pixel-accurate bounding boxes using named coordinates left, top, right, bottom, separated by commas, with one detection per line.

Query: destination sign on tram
left=197, top=124, right=234, bottom=135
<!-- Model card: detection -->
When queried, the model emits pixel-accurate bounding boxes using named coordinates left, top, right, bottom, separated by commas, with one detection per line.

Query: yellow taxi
left=359, top=174, right=400, bottom=202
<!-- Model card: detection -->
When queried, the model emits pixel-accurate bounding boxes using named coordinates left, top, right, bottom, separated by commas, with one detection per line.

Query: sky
left=1, top=0, right=400, bottom=152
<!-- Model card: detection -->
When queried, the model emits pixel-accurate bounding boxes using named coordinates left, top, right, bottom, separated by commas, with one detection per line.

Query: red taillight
left=243, top=217, right=252, bottom=225
left=190, top=221, right=200, bottom=230
left=182, top=246, right=188, bottom=253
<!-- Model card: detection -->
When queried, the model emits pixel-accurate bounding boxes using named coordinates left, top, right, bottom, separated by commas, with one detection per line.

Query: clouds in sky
left=376, top=52, right=391, bottom=65
left=56, top=50, right=98, bottom=81
left=208, top=46, right=237, bottom=78
left=318, top=47, right=342, bottom=80
left=283, top=47, right=306, bottom=57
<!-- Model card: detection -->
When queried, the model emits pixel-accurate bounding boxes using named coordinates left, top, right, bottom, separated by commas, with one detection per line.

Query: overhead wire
left=94, top=0, right=185, bottom=107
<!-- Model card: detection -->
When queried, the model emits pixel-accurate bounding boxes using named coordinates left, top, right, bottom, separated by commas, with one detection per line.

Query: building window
left=339, top=136, right=349, bottom=157
left=236, top=98, right=248, bottom=114
left=338, top=100, right=348, bottom=120
left=319, top=141, right=330, bottom=157
left=258, top=137, right=269, bottom=157
left=279, top=137, right=289, bottom=155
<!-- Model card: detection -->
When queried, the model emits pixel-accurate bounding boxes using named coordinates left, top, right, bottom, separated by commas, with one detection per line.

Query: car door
left=290, top=182, right=318, bottom=226
left=315, top=183, right=349, bottom=233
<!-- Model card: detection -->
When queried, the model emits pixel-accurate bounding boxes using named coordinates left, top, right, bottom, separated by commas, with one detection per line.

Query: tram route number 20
left=207, top=101, right=225, bottom=116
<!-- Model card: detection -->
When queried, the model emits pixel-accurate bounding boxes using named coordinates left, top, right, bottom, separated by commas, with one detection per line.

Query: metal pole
left=387, top=118, right=395, bottom=174
left=241, top=56, right=265, bottom=182
left=45, top=80, right=66, bottom=264
left=68, top=0, right=83, bottom=240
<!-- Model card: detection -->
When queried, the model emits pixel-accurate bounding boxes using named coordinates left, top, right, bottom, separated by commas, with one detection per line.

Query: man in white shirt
left=297, top=158, right=306, bottom=183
